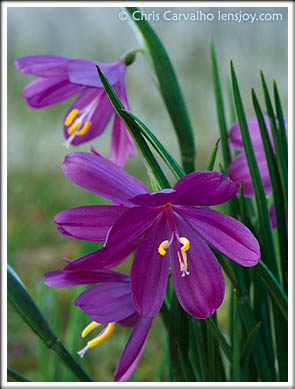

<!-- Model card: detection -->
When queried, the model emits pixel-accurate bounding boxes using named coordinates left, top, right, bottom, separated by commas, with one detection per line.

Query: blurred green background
left=7, top=6, right=288, bottom=382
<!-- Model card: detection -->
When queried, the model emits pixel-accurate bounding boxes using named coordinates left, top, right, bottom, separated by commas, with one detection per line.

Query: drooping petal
left=63, top=88, right=114, bottom=146
left=176, top=207, right=260, bottom=267
left=44, top=269, right=129, bottom=288
left=173, top=171, right=236, bottom=206
left=68, top=59, right=125, bottom=87
left=170, top=214, right=225, bottom=319
left=114, top=317, right=153, bottom=382
left=75, top=282, right=135, bottom=323
left=228, top=151, right=271, bottom=197
left=129, top=189, right=177, bottom=207
left=22, top=77, right=83, bottom=108
left=109, top=73, right=135, bottom=167
left=54, top=205, right=126, bottom=241
left=14, top=55, right=68, bottom=77
left=62, top=151, right=149, bottom=205
left=101, top=207, right=162, bottom=267
left=118, top=312, right=141, bottom=328
left=131, top=215, right=170, bottom=317
left=269, top=203, right=277, bottom=229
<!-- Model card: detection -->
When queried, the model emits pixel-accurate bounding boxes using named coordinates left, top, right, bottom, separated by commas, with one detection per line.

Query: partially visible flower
left=55, top=149, right=260, bottom=319
left=228, top=116, right=288, bottom=228
left=44, top=267, right=152, bottom=382
left=14, top=55, right=135, bottom=166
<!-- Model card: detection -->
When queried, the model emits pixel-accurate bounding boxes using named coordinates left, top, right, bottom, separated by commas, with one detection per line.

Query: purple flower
left=228, top=116, right=288, bottom=228
left=55, top=149, right=260, bottom=319
left=14, top=55, right=135, bottom=166
left=44, top=267, right=152, bottom=382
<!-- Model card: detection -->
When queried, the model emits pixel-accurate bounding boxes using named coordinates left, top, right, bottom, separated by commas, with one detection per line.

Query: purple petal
left=177, top=207, right=260, bottom=267
left=75, top=282, right=135, bottom=323
left=228, top=151, right=271, bottom=197
left=64, top=249, right=110, bottom=271
left=269, top=203, right=277, bottom=229
left=131, top=215, right=170, bottom=317
left=62, top=151, right=149, bottom=205
left=68, top=59, right=125, bottom=87
left=173, top=171, right=236, bottom=206
left=229, top=117, right=272, bottom=151
left=22, top=77, right=83, bottom=108
left=63, top=88, right=114, bottom=146
left=170, top=214, right=225, bottom=319
left=118, top=312, right=141, bottom=328
left=101, top=207, right=161, bottom=266
left=129, top=189, right=177, bottom=207
left=44, top=269, right=129, bottom=288
left=54, top=205, right=126, bottom=241
left=14, top=55, right=68, bottom=77
left=114, top=317, right=153, bottom=382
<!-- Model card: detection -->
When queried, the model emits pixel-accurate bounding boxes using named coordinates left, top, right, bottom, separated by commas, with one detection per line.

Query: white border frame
left=1, top=1, right=294, bottom=388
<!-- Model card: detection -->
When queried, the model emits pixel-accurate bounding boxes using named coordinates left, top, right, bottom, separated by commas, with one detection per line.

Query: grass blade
left=206, top=137, right=221, bottom=171
left=7, top=264, right=92, bottom=382
left=273, top=80, right=288, bottom=159
left=125, top=7, right=195, bottom=173
left=96, top=65, right=170, bottom=189
left=7, top=368, right=31, bottom=382
left=240, top=321, right=262, bottom=366
left=232, top=289, right=240, bottom=381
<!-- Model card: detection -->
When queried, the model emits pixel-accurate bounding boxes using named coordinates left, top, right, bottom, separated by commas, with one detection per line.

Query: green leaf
left=7, top=368, right=31, bottom=382
left=189, top=319, right=206, bottom=381
left=125, top=7, right=195, bottom=173
left=230, top=62, right=279, bottom=278
left=255, top=261, right=288, bottom=320
left=206, top=316, right=233, bottom=364
left=96, top=65, right=170, bottom=190
left=252, top=89, right=288, bottom=287
left=210, top=36, right=231, bottom=170
left=273, top=80, right=288, bottom=161
left=206, top=137, right=220, bottom=171
left=232, top=289, right=240, bottom=381
left=118, top=109, right=185, bottom=180
left=240, top=321, right=262, bottom=366
left=260, top=72, right=288, bottom=205
left=206, top=312, right=226, bottom=381
left=7, top=264, right=92, bottom=382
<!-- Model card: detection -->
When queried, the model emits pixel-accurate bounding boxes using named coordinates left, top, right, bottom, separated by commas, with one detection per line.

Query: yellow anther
left=68, top=119, right=81, bottom=135
left=64, top=109, right=80, bottom=126
left=179, top=237, right=190, bottom=252
left=76, top=121, right=91, bottom=135
left=87, top=323, right=116, bottom=348
left=158, top=240, right=169, bottom=256
left=81, top=321, right=101, bottom=338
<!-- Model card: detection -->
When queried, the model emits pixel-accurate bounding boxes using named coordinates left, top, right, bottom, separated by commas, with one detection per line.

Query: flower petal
left=54, top=205, right=126, bottom=241
left=177, top=207, right=260, bottom=267
left=102, top=207, right=162, bottom=267
left=114, top=317, right=153, bottom=382
left=62, top=151, right=149, bottom=205
left=129, top=189, right=177, bottom=207
left=170, top=214, right=225, bottom=318
left=44, top=269, right=129, bottom=288
left=63, top=88, right=114, bottom=146
left=118, top=312, right=141, bottom=328
left=75, top=282, right=135, bottom=323
left=15, top=55, right=68, bottom=77
left=64, top=249, right=113, bottom=271
left=173, top=171, right=236, bottom=206
left=67, top=59, right=125, bottom=87
left=228, top=151, right=271, bottom=197
left=22, top=77, right=83, bottom=108
left=131, top=215, right=170, bottom=317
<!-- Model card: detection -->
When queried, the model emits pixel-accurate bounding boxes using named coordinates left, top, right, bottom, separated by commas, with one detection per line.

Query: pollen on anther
left=68, top=119, right=81, bottom=135
left=77, top=121, right=91, bottom=135
left=65, top=109, right=80, bottom=126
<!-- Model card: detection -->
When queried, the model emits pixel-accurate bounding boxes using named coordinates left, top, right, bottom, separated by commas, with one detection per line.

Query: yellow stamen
left=68, top=119, right=81, bottom=135
left=179, top=237, right=190, bottom=252
left=177, top=251, right=188, bottom=270
left=87, top=323, right=116, bottom=348
left=158, top=240, right=169, bottom=256
left=64, top=109, right=80, bottom=126
left=76, top=121, right=91, bottom=135
left=81, top=321, right=101, bottom=338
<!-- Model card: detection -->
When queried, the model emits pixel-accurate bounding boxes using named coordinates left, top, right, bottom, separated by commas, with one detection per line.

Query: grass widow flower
left=44, top=267, right=152, bottom=382
left=55, top=149, right=260, bottom=319
left=14, top=55, right=135, bottom=166
left=228, top=116, right=288, bottom=227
